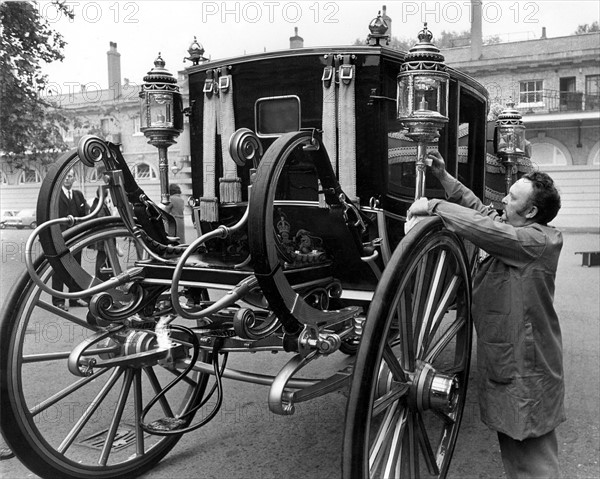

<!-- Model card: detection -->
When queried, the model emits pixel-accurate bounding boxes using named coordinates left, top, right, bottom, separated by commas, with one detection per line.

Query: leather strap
left=200, top=70, right=219, bottom=221
left=338, top=54, right=357, bottom=202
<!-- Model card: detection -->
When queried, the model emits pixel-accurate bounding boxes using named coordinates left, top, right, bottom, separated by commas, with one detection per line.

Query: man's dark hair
left=522, top=171, right=561, bottom=225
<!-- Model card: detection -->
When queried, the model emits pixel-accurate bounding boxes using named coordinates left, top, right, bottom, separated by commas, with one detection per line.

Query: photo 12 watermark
left=200, top=1, right=340, bottom=24
left=397, top=1, right=539, bottom=25
left=38, top=1, right=140, bottom=24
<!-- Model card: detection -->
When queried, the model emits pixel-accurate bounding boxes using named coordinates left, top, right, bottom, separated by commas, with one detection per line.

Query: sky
left=39, top=0, right=600, bottom=94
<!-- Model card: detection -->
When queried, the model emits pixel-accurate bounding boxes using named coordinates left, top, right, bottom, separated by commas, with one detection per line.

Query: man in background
left=51, top=170, right=88, bottom=311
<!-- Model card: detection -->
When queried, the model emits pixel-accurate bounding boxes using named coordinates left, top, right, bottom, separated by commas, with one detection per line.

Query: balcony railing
left=518, top=89, right=600, bottom=114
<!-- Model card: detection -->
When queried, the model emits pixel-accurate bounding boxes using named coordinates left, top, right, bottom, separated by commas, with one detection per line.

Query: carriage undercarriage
left=1, top=131, right=473, bottom=479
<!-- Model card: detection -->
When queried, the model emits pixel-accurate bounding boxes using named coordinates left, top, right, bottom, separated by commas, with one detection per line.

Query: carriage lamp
left=495, top=100, right=526, bottom=195
left=397, top=23, right=449, bottom=200
left=140, top=53, right=183, bottom=204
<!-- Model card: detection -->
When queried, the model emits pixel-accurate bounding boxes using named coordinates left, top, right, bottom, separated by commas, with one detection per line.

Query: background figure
left=91, top=187, right=113, bottom=282
left=167, top=183, right=186, bottom=243
left=51, top=170, right=89, bottom=311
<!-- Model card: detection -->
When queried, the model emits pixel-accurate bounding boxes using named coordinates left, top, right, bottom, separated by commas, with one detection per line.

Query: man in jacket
left=52, top=170, right=89, bottom=311
left=408, top=151, right=564, bottom=478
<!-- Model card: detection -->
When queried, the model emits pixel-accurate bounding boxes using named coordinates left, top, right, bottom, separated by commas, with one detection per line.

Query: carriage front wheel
left=343, top=217, right=473, bottom=479
left=0, top=218, right=211, bottom=479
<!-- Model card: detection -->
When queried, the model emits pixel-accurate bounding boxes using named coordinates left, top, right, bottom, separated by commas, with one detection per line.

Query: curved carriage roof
left=186, top=45, right=488, bottom=100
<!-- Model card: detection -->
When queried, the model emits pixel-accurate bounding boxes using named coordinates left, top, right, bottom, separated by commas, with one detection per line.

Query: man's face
left=501, top=178, right=536, bottom=227
left=64, top=171, right=74, bottom=190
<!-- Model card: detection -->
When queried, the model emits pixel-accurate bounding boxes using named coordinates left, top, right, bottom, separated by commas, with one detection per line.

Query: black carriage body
left=187, top=45, right=488, bottom=210
left=185, top=46, right=488, bottom=293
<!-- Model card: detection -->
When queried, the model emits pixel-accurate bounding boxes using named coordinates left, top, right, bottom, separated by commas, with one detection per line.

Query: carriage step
left=146, top=417, right=187, bottom=433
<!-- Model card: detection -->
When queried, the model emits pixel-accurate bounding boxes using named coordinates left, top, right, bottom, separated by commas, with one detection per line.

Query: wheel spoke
left=99, top=368, right=135, bottom=466
left=417, top=250, right=449, bottom=358
left=37, top=298, right=95, bottom=330
left=373, top=383, right=410, bottom=417
left=133, top=369, right=145, bottom=457
left=425, top=314, right=467, bottom=366
left=383, top=344, right=408, bottom=383
left=432, top=407, right=458, bottom=425
left=58, top=367, right=124, bottom=454
left=415, top=411, right=440, bottom=476
left=422, top=274, right=460, bottom=355
left=398, top=289, right=415, bottom=371
left=403, top=412, right=419, bottom=479
left=31, top=368, right=110, bottom=417
left=22, top=345, right=120, bottom=364
left=370, top=403, right=407, bottom=475
left=144, top=366, right=175, bottom=417
left=383, top=408, right=409, bottom=478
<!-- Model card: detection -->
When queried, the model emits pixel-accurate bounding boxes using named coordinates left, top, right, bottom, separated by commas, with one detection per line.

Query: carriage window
left=255, top=95, right=300, bottom=137
left=387, top=132, right=444, bottom=199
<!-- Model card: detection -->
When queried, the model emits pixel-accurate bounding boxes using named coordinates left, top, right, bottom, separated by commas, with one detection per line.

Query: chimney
left=107, top=41, right=121, bottom=98
left=289, top=27, right=304, bottom=49
left=381, top=5, right=392, bottom=39
left=541, top=27, right=547, bottom=39
left=470, top=0, right=483, bottom=60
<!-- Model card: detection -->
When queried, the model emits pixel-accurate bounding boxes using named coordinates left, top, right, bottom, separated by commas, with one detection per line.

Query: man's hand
left=405, top=197, right=430, bottom=234
left=426, top=150, right=447, bottom=179
left=407, top=197, right=430, bottom=219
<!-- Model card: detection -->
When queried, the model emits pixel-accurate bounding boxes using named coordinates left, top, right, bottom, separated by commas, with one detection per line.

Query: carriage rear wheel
left=0, top=219, right=210, bottom=479
left=343, top=217, right=472, bottom=479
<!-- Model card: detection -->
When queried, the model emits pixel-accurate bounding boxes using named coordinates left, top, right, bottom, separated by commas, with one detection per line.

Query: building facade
left=2, top=23, right=598, bottom=231
left=444, top=18, right=600, bottom=231
left=0, top=43, right=192, bottom=212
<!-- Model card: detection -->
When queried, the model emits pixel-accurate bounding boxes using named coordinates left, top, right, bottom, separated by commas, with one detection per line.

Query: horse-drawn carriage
left=0, top=15, right=527, bottom=479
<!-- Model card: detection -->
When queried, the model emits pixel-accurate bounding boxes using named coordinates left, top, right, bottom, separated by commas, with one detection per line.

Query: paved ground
left=1, top=226, right=598, bottom=478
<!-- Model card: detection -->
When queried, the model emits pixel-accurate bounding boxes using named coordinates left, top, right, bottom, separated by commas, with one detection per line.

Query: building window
left=100, top=118, right=111, bottom=136
left=132, top=162, right=157, bottom=180
left=519, top=80, right=543, bottom=105
left=589, top=141, right=600, bottom=165
left=530, top=142, right=569, bottom=166
left=1, top=171, right=7, bottom=185
left=132, top=116, right=142, bottom=136
left=585, top=75, right=600, bottom=110
left=18, top=168, right=42, bottom=184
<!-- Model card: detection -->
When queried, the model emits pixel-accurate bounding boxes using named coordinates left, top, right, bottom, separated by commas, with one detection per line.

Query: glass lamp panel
left=140, top=95, right=150, bottom=128
left=149, top=93, right=173, bottom=127
left=414, top=75, right=442, bottom=113
left=497, top=126, right=526, bottom=154
left=397, top=76, right=413, bottom=118
left=438, top=77, right=448, bottom=116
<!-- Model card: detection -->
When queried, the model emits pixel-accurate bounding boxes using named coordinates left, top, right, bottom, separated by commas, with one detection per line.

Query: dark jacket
left=59, top=189, right=88, bottom=231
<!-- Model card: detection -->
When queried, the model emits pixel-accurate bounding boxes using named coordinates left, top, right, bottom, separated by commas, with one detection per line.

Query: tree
left=355, top=29, right=502, bottom=52
left=574, top=22, right=599, bottom=34
left=0, top=1, right=73, bottom=171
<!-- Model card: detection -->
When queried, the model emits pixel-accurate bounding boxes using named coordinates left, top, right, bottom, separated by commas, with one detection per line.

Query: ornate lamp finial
left=367, top=8, right=390, bottom=46
left=184, top=36, right=208, bottom=65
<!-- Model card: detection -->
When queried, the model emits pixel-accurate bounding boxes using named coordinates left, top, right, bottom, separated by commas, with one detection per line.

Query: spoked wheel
left=343, top=217, right=472, bottom=479
left=0, top=218, right=210, bottom=479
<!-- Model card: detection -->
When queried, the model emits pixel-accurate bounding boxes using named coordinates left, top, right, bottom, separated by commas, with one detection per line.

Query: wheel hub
left=410, top=360, right=458, bottom=412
